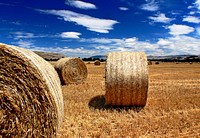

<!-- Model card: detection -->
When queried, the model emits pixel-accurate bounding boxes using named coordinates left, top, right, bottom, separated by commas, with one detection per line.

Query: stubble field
left=56, top=62, right=200, bottom=138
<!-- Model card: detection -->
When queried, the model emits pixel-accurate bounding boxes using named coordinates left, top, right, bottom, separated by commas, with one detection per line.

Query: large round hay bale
left=0, top=43, right=64, bottom=137
left=94, top=60, right=101, bottom=65
left=54, top=57, right=88, bottom=85
left=105, top=52, right=148, bottom=106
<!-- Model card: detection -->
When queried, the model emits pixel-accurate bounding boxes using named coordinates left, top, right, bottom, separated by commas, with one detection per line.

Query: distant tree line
left=149, top=56, right=200, bottom=62
left=82, top=57, right=106, bottom=62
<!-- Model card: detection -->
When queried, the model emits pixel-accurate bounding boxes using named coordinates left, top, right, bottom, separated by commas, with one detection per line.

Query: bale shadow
left=88, top=95, right=144, bottom=112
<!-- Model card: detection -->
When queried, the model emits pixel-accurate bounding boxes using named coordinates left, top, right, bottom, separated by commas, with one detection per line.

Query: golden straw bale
left=94, top=60, right=101, bottom=65
left=148, top=60, right=152, bottom=65
left=0, top=43, right=63, bottom=137
left=54, top=57, right=88, bottom=85
left=105, top=52, right=148, bottom=106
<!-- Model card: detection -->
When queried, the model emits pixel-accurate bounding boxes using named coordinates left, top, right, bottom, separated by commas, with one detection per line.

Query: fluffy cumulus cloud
left=83, top=37, right=159, bottom=54
left=119, top=7, right=129, bottom=11
left=140, top=0, right=159, bottom=11
left=14, top=35, right=200, bottom=57
left=167, top=24, right=194, bottom=35
left=148, top=13, right=173, bottom=23
left=39, top=10, right=118, bottom=33
left=183, top=16, right=200, bottom=23
left=65, top=0, right=97, bottom=9
left=80, top=35, right=200, bottom=56
left=157, top=38, right=172, bottom=45
left=156, top=35, right=200, bottom=55
left=61, top=32, right=81, bottom=39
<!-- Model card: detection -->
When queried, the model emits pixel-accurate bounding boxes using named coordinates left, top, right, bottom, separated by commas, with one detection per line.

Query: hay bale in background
left=0, top=43, right=64, bottom=137
left=54, top=57, right=88, bottom=85
left=148, top=60, right=152, bottom=65
left=105, top=52, right=148, bottom=106
left=94, top=60, right=101, bottom=66
left=155, top=61, right=159, bottom=64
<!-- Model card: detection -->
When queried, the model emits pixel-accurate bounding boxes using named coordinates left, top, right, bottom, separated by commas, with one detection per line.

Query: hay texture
left=94, top=60, right=101, bottom=66
left=105, top=52, right=148, bottom=106
left=54, top=58, right=87, bottom=85
left=0, top=43, right=64, bottom=137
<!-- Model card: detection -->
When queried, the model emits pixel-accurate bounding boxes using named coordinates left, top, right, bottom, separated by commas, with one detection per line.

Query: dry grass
left=57, top=62, right=200, bottom=138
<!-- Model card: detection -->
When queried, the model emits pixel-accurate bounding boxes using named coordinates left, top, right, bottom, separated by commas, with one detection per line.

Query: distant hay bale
left=94, top=60, right=101, bottom=65
left=54, top=57, right=88, bottom=85
left=189, top=62, right=192, bottom=64
left=0, top=43, right=64, bottom=137
left=148, top=60, right=152, bottom=65
left=155, top=61, right=159, bottom=64
left=105, top=52, right=148, bottom=106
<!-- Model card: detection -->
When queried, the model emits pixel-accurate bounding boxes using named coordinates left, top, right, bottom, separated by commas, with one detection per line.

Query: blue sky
left=0, top=0, right=200, bottom=57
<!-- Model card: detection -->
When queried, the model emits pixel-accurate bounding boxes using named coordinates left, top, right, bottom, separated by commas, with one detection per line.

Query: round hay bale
left=105, top=52, right=148, bottom=106
left=54, top=57, right=88, bottom=85
left=0, top=43, right=64, bottom=137
left=148, top=60, right=152, bottom=65
left=94, top=60, right=101, bottom=66
left=155, top=61, right=159, bottom=64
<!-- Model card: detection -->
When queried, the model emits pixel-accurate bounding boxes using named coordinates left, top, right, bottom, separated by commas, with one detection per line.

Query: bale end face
left=0, top=43, right=63, bottom=137
left=54, top=57, right=88, bottom=85
left=94, top=60, right=101, bottom=66
left=105, top=52, right=148, bottom=106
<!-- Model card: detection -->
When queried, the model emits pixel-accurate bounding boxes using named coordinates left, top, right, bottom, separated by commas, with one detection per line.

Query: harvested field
left=57, top=62, right=200, bottom=137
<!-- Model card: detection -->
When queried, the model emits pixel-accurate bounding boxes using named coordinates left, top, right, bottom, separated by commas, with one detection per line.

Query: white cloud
left=12, top=32, right=34, bottom=39
left=195, top=0, right=200, bottom=10
left=65, top=0, right=97, bottom=10
left=13, top=40, right=34, bottom=48
left=30, top=46, right=99, bottom=58
left=157, top=35, right=200, bottom=55
left=196, top=27, right=200, bottom=35
left=183, top=16, right=200, bottom=23
left=140, top=0, right=159, bottom=11
left=157, top=38, right=172, bottom=45
left=11, top=31, right=52, bottom=40
left=189, top=11, right=195, bottom=15
left=119, top=7, right=129, bottom=11
left=82, top=35, right=200, bottom=56
left=14, top=35, right=200, bottom=57
left=61, top=32, right=81, bottom=39
left=81, top=38, right=113, bottom=44
left=39, top=10, right=118, bottom=33
left=188, top=0, right=200, bottom=14
left=148, top=13, right=173, bottom=23
left=86, top=37, right=158, bottom=53
left=95, top=45, right=110, bottom=50
left=124, top=37, right=138, bottom=46
left=167, top=24, right=194, bottom=35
